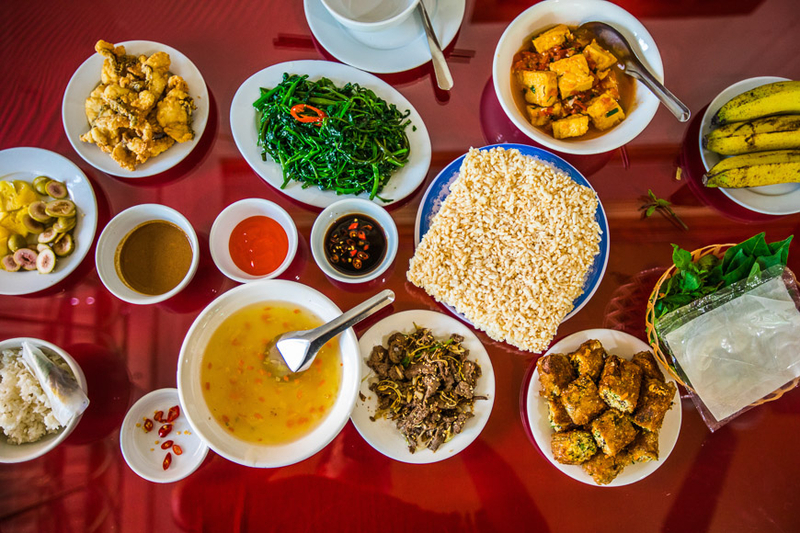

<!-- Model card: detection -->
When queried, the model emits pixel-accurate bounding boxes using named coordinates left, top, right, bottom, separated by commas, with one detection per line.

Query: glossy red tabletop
left=2, top=1, right=800, bottom=531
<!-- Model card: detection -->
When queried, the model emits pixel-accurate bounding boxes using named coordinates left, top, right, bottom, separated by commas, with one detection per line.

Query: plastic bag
left=656, top=265, right=800, bottom=431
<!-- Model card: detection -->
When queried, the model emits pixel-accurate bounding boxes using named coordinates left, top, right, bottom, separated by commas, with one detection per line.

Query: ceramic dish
left=209, top=198, right=298, bottom=283
left=177, top=280, right=361, bottom=468
left=120, top=388, right=208, bottom=483
left=698, top=76, right=799, bottom=216
left=524, top=328, right=681, bottom=487
left=0, top=338, right=88, bottom=463
left=415, top=143, right=609, bottom=323
left=0, top=147, right=98, bottom=296
left=230, top=60, right=431, bottom=208
left=310, top=198, right=398, bottom=284
left=304, top=0, right=465, bottom=74
left=95, top=204, right=200, bottom=305
left=62, top=40, right=209, bottom=178
left=351, top=309, right=495, bottom=464
left=492, top=0, right=663, bottom=155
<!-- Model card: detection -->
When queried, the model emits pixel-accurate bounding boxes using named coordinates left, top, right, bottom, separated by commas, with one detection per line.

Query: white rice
left=0, top=348, right=68, bottom=444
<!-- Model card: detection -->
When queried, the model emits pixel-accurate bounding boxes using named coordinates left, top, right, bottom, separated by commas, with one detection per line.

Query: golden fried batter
left=79, top=40, right=195, bottom=170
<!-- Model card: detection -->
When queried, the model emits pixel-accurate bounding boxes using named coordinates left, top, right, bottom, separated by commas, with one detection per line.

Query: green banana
left=703, top=149, right=800, bottom=188
left=712, top=81, right=800, bottom=125
left=704, top=115, right=800, bottom=155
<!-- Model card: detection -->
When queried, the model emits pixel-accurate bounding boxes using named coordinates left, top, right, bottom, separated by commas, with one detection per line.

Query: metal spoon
left=268, top=289, right=395, bottom=374
left=578, top=21, right=691, bottom=122
left=418, top=0, right=453, bottom=90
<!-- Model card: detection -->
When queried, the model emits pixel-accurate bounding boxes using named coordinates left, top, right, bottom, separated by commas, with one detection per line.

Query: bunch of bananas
left=702, top=80, right=800, bottom=188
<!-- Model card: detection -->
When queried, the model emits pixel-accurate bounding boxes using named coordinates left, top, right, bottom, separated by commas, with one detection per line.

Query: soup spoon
left=578, top=21, right=691, bottom=122
left=267, top=289, right=395, bottom=374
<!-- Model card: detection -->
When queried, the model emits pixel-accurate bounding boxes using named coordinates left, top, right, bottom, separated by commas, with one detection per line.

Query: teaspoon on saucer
left=419, top=0, right=453, bottom=90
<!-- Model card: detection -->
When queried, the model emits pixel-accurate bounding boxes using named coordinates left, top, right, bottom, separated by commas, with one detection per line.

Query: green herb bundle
left=654, top=232, right=793, bottom=319
left=253, top=74, right=413, bottom=201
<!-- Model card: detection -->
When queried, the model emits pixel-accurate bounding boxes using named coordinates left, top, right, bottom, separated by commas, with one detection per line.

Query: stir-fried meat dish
left=366, top=326, right=485, bottom=453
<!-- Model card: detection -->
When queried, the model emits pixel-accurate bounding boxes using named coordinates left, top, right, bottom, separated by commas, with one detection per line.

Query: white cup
left=321, top=0, right=424, bottom=50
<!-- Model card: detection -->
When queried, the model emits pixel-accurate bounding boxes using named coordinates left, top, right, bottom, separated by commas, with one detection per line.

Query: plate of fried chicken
left=62, top=40, right=209, bottom=177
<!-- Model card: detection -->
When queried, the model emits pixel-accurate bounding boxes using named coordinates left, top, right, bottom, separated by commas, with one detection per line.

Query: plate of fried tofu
left=525, top=328, right=681, bottom=486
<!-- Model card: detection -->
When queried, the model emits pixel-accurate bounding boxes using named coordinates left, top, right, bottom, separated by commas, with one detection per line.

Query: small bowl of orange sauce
left=210, top=199, right=298, bottom=283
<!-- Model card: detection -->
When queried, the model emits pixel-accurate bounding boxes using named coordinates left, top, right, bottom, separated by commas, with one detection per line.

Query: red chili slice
left=290, top=104, right=327, bottom=125
left=173, top=445, right=183, bottom=456
left=143, top=418, right=154, bottom=433
left=158, top=424, right=173, bottom=438
left=166, top=405, right=180, bottom=422
left=161, top=440, right=174, bottom=450
left=163, top=452, right=172, bottom=470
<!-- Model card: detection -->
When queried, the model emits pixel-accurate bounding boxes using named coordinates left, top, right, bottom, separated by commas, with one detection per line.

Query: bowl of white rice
left=0, top=338, right=88, bottom=463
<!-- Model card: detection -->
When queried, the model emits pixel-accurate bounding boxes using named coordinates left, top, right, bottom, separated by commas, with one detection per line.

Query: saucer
left=304, top=0, right=465, bottom=74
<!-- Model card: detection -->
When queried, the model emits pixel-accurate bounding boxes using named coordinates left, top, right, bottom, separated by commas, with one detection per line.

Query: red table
left=2, top=1, right=799, bottom=531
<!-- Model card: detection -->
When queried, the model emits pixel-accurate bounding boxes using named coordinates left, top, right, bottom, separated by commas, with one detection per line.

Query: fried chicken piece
left=156, top=75, right=195, bottom=143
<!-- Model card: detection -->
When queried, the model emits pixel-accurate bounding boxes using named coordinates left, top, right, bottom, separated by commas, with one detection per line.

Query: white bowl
left=320, top=0, right=423, bottom=49
left=177, top=280, right=361, bottom=468
left=120, top=388, right=208, bottom=483
left=95, top=204, right=200, bottom=305
left=209, top=199, right=298, bottom=283
left=492, top=0, right=663, bottom=155
left=310, top=198, right=399, bottom=284
left=0, top=338, right=88, bottom=463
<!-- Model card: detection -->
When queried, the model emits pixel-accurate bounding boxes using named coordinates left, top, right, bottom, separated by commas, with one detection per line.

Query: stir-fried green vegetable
left=253, top=74, right=413, bottom=201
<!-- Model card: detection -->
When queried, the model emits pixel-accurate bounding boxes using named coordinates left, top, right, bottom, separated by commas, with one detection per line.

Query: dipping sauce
left=200, top=302, right=342, bottom=445
left=228, top=216, right=288, bottom=276
left=115, top=220, right=193, bottom=295
left=323, top=214, right=386, bottom=275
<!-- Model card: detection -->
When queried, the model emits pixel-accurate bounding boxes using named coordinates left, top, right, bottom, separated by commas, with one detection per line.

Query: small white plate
left=351, top=309, right=495, bottom=464
left=62, top=40, right=209, bottom=178
left=120, top=388, right=208, bottom=483
left=304, top=0, right=465, bottom=74
left=0, top=147, right=98, bottom=296
left=230, top=60, right=431, bottom=208
left=525, top=328, right=682, bottom=487
left=699, top=76, right=800, bottom=216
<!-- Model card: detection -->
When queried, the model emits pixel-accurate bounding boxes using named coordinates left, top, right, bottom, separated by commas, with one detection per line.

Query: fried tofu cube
left=599, top=70, right=621, bottom=99
left=526, top=102, right=562, bottom=126
left=632, top=378, right=677, bottom=432
left=537, top=353, right=576, bottom=398
left=631, top=351, right=664, bottom=382
left=587, top=92, right=625, bottom=131
left=598, top=355, right=643, bottom=413
left=568, top=339, right=606, bottom=382
left=583, top=40, right=617, bottom=71
left=547, top=397, right=575, bottom=433
left=551, top=114, right=589, bottom=139
left=627, top=430, right=660, bottom=463
left=558, top=72, right=595, bottom=99
left=591, top=409, right=638, bottom=457
left=560, top=375, right=607, bottom=426
left=551, top=429, right=597, bottom=465
left=532, top=24, right=571, bottom=53
left=581, top=451, right=627, bottom=485
left=517, top=70, right=558, bottom=107
left=549, top=54, right=591, bottom=77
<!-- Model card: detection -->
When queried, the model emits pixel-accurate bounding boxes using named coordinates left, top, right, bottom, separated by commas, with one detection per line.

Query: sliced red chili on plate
left=158, top=424, right=173, bottom=438
left=166, top=405, right=180, bottom=422
left=290, top=104, right=327, bottom=125
left=163, top=452, right=172, bottom=470
left=161, top=440, right=174, bottom=450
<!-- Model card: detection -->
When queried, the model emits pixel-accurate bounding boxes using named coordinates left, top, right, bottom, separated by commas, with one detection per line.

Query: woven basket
left=645, top=243, right=800, bottom=405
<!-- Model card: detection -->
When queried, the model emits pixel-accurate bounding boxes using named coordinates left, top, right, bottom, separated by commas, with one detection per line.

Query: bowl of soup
left=492, top=0, right=663, bottom=155
left=96, top=204, right=199, bottom=305
left=177, top=280, right=360, bottom=468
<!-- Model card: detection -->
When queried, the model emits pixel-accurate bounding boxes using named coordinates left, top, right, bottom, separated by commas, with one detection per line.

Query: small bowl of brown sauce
left=95, top=204, right=200, bottom=304
left=310, top=198, right=398, bottom=284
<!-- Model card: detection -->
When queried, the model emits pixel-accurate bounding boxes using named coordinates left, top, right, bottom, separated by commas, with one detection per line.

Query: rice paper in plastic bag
left=657, top=265, right=800, bottom=426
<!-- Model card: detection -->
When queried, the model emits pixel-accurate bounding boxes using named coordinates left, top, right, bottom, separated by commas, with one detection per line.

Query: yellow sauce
left=115, top=220, right=192, bottom=295
left=200, top=302, right=342, bottom=445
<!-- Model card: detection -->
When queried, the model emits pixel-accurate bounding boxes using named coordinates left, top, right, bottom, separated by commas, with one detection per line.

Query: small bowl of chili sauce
left=210, top=198, right=298, bottom=283
left=311, top=199, right=398, bottom=284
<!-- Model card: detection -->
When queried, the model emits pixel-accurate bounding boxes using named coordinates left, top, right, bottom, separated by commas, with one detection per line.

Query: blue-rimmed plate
left=414, top=143, right=609, bottom=323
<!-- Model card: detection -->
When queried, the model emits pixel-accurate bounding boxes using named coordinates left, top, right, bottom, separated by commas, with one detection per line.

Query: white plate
left=351, top=309, right=495, bottom=464
left=304, top=0, right=465, bottom=74
left=62, top=40, right=209, bottom=178
left=0, top=147, right=98, bottom=296
left=526, top=328, right=681, bottom=487
left=230, top=60, right=431, bottom=208
left=120, top=388, right=208, bottom=483
left=699, top=76, right=799, bottom=215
